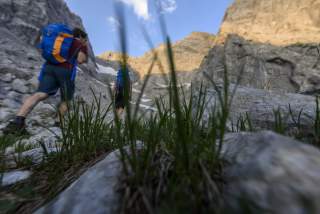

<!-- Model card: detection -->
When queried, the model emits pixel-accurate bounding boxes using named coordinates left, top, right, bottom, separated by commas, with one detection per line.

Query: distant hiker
left=4, top=24, right=88, bottom=134
left=113, top=64, right=132, bottom=117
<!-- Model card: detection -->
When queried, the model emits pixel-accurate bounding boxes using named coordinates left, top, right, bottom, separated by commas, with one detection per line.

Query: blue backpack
left=40, top=23, right=74, bottom=64
left=116, top=69, right=131, bottom=89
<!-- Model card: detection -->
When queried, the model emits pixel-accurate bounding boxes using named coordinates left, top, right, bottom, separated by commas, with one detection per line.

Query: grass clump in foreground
left=112, top=4, right=233, bottom=213
left=119, top=83, right=228, bottom=214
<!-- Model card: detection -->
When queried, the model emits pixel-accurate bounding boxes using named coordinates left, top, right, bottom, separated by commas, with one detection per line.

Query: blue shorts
left=115, top=86, right=125, bottom=109
left=37, top=64, right=75, bottom=101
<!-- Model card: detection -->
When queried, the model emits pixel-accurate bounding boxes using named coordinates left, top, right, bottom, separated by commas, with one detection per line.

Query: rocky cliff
left=199, top=34, right=320, bottom=94
left=0, top=0, right=96, bottom=66
left=217, top=0, right=320, bottom=46
left=98, top=32, right=215, bottom=77
left=0, top=0, right=108, bottom=134
left=200, top=0, right=320, bottom=94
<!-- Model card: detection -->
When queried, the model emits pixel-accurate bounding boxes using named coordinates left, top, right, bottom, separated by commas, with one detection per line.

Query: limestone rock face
left=199, top=34, right=320, bottom=94
left=99, top=32, right=216, bottom=77
left=0, top=0, right=107, bottom=124
left=0, top=0, right=109, bottom=166
left=217, top=0, right=320, bottom=45
left=0, top=0, right=78, bottom=45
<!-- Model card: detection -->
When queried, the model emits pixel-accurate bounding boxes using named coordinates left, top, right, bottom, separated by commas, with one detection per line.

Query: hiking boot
left=53, top=120, right=62, bottom=128
left=3, top=117, right=28, bottom=136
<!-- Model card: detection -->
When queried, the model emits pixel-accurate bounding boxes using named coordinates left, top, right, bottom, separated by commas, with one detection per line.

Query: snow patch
left=130, top=101, right=157, bottom=111
left=141, top=98, right=152, bottom=103
left=138, top=104, right=157, bottom=111
left=182, top=83, right=191, bottom=88
left=132, top=88, right=141, bottom=93
left=97, top=64, right=117, bottom=76
left=155, top=82, right=191, bottom=89
left=155, top=83, right=169, bottom=88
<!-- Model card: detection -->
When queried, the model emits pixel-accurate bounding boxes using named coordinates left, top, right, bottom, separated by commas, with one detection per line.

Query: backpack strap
left=68, top=41, right=86, bottom=81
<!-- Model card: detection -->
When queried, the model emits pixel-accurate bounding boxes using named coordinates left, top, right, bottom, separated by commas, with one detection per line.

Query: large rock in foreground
left=35, top=131, right=320, bottom=214
left=35, top=150, right=122, bottom=214
left=222, top=131, right=320, bottom=214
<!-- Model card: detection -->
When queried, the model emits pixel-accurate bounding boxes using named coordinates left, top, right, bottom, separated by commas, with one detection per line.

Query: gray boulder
left=202, top=85, right=316, bottom=134
left=222, top=131, right=320, bottom=214
left=35, top=149, right=123, bottom=214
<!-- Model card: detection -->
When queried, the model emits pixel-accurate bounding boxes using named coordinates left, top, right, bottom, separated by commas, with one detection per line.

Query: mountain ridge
left=216, top=0, right=320, bottom=45
left=98, top=31, right=216, bottom=76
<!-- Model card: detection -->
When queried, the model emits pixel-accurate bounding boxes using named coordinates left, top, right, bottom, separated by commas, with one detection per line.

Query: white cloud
left=115, top=0, right=177, bottom=20
left=107, top=16, right=121, bottom=31
left=117, top=0, right=150, bottom=20
left=157, top=0, right=177, bottom=13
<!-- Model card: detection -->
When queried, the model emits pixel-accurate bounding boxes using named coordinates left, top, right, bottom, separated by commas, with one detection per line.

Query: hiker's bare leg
left=116, top=107, right=124, bottom=117
left=17, top=92, right=48, bottom=117
left=57, top=101, right=69, bottom=121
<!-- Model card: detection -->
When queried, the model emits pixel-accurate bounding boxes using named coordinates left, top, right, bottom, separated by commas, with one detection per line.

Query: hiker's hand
left=77, top=51, right=87, bottom=64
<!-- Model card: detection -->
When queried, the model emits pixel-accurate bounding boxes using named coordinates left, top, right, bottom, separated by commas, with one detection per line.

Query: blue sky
left=65, top=0, right=233, bottom=56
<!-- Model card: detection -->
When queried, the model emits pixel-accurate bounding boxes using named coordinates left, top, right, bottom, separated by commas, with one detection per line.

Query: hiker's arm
left=112, top=83, right=116, bottom=97
left=77, top=51, right=87, bottom=64
left=36, top=33, right=42, bottom=45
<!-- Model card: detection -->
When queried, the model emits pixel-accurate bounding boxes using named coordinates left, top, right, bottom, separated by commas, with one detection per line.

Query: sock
left=14, top=116, right=26, bottom=125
